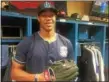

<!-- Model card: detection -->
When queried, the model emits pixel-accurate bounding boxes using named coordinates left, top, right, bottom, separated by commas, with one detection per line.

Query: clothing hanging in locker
left=1, top=45, right=9, bottom=69
left=8, top=45, right=17, bottom=57
left=78, top=44, right=105, bottom=81
left=104, top=42, right=109, bottom=81
left=3, top=45, right=17, bottom=81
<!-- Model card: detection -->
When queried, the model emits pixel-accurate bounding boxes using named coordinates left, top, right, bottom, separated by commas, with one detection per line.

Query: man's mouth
left=45, top=22, right=52, bottom=24
left=45, top=23, right=52, bottom=26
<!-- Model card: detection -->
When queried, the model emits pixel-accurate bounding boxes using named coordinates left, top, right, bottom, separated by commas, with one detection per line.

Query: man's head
left=37, top=2, right=57, bottom=32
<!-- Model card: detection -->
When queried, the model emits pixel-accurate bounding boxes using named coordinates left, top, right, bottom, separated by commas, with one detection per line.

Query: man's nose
left=46, top=16, right=52, bottom=19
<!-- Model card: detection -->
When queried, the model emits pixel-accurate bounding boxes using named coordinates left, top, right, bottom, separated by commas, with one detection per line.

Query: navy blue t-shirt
left=14, top=32, right=73, bottom=74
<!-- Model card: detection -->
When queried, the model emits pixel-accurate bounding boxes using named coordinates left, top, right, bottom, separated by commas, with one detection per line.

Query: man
left=11, top=2, right=74, bottom=81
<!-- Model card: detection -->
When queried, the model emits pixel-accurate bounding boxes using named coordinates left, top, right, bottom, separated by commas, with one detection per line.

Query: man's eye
left=41, top=15, right=46, bottom=17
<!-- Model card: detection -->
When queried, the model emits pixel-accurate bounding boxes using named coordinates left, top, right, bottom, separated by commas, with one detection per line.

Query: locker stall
left=1, top=11, right=30, bottom=81
left=1, top=11, right=30, bottom=43
left=77, top=23, right=106, bottom=57
left=1, top=16, right=26, bottom=39
left=76, top=22, right=108, bottom=81
left=104, top=27, right=109, bottom=81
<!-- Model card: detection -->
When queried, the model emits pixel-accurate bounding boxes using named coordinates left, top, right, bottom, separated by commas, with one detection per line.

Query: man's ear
left=37, top=15, right=40, bottom=22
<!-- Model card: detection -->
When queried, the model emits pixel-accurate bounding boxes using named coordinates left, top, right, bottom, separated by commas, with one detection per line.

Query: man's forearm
left=11, top=68, right=35, bottom=81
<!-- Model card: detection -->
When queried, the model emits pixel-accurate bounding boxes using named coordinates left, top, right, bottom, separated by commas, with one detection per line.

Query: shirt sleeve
left=14, top=36, right=32, bottom=64
left=67, top=40, right=74, bottom=60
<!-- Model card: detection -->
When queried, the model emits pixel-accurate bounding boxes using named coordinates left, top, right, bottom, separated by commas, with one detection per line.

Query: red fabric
left=10, top=1, right=54, bottom=10
left=44, top=70, right=51, bottom=81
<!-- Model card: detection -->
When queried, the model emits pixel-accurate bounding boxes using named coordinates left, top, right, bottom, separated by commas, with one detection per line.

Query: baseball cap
left=37, top=2, right=58, bottom=16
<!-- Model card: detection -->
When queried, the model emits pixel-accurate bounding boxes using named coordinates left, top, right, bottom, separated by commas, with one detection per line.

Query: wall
left=1, top=1, right=92, bottom=17
left=67, top=1, right=92, bottom=17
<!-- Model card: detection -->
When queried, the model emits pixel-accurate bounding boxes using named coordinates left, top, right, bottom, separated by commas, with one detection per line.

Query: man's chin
left=42, top=25, right=54, bottom=32
left=45, top=27, right=53, bottom=31
left=45, top=29, right=52, bottom=32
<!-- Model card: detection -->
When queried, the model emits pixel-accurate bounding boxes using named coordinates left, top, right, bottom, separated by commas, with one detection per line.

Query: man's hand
left=36, top=70, right=56, bottom=81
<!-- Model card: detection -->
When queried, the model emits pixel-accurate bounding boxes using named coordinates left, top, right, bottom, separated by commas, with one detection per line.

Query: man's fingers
left=51, top=76, right=56, bottom=81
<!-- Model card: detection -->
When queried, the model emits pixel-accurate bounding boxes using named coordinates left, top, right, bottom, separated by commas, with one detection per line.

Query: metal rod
left=2, top=25, right=23, bottom=28
left=79, top=42, right=100, bottom=45
left=8, top=45, right=17, bottom=47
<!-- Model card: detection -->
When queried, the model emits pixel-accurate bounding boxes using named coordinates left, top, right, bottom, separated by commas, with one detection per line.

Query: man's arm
left=11, top=60, right=51, bottom=81
left=11, top=60, right=35, bottom=81
left=10, top=37, right=36, bottom=81
left=11, top=36, right=54, bottom=81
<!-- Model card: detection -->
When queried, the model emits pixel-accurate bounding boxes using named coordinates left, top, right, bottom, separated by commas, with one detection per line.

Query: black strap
left=58, top=34, right=67, bottom=46
left=27, top=33, right=36, bottom=60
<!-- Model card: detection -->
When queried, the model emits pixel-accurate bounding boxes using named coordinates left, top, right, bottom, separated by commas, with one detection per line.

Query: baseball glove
left=48, top=59, right=79, bottom=81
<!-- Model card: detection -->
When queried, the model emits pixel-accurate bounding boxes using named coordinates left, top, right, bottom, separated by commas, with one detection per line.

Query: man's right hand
left=36, top=70, right=56, bottom=81
left=36, top=73, right=46, bottom=81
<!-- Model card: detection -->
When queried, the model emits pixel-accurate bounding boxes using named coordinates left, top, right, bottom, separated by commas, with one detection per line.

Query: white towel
left=91, top=47, right=99, bottom=81
left=96, top=49, right=105, bottom=81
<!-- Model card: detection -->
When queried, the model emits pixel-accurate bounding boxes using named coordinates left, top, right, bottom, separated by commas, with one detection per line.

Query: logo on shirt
left=60, top=46, right=68, bottom=57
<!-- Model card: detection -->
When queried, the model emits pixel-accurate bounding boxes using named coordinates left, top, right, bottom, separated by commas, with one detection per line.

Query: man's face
left=38, top=10, right=56, bottom=32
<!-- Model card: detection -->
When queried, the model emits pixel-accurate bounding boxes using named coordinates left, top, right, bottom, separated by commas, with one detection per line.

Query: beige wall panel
left=67, top=1, right=92, bottom=17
